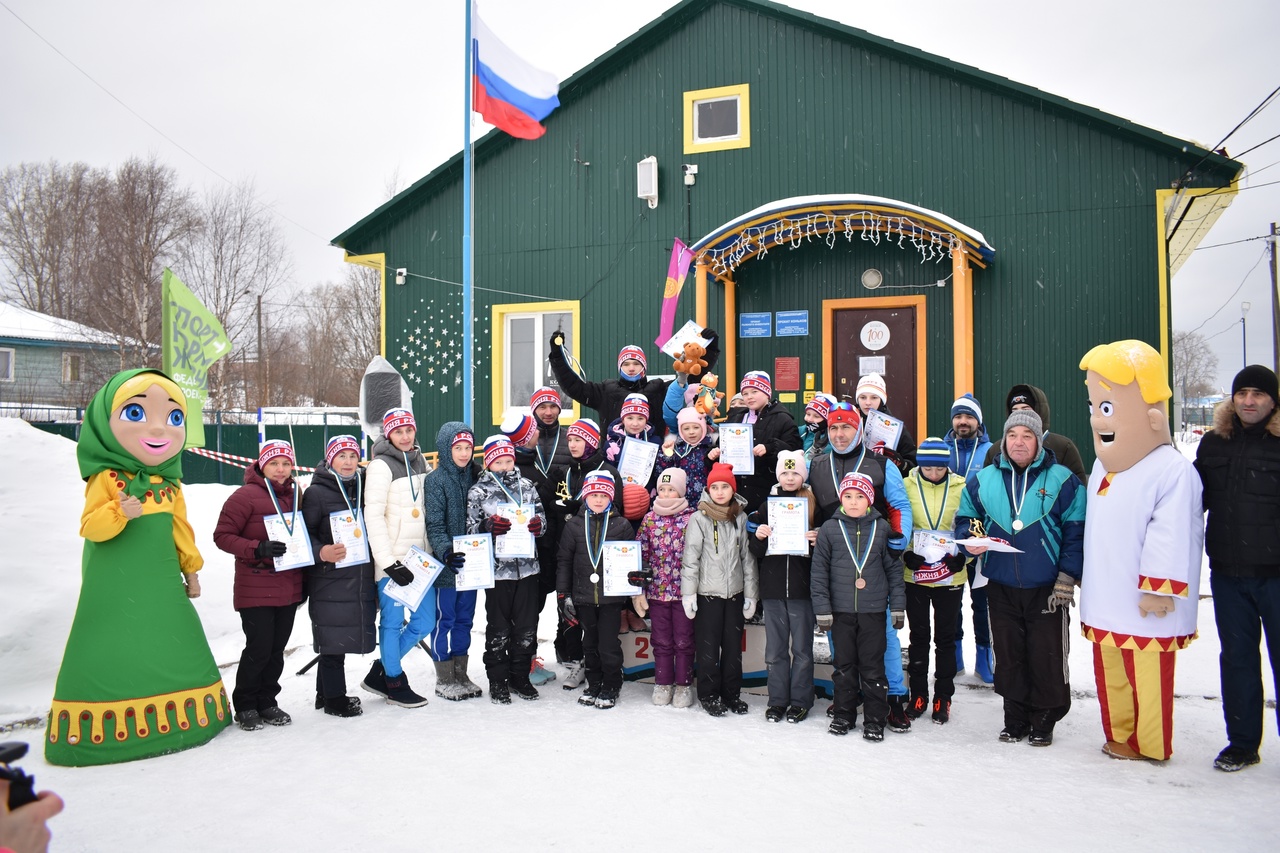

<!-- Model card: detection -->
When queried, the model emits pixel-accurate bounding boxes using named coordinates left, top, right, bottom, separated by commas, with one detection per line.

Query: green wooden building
left=332, top=0, right=1242, bottom=460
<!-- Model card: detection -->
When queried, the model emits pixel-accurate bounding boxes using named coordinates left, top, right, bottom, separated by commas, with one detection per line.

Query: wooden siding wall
left=350, top=2, right=1232, bottom=460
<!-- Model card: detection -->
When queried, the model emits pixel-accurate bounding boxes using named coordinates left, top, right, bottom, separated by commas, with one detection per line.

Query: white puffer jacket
left=365, top=437, right=430, bottom=579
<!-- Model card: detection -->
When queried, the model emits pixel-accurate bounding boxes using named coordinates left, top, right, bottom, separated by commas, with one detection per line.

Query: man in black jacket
left=1195, top=364, right=1280, bottom=772
left=982, top=384, right=1087, bottom=484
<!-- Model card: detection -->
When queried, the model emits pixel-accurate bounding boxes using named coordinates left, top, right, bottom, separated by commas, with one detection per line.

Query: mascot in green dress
left=46, top=368, right=230, bottom=766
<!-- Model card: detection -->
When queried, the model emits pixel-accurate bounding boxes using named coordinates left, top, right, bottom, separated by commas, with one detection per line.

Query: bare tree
left=296, top=265, right=381, bottom=406
left=1173, top=329, right=1220, bottom=399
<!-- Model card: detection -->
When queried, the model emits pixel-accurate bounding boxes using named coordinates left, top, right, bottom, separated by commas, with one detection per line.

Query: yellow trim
left=490, top=300, right=581, bottom=426
left=723, top=276, right=737, bottom=393
left=683, top=84, right=751, bottom=154
left=821, top=296, right=928, bottom=439
left=343, top=253, right=387, bottom=356
left=695, top=261, right=708, bottom=327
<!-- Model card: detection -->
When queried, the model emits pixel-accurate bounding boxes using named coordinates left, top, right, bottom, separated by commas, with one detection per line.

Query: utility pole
left=256, top=294, right=264, bottom=407
left=1270, top=222, right=1278, bottom=371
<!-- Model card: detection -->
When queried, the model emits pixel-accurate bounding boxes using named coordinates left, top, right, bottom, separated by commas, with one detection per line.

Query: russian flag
left=473, top=11, right=560, bottom=140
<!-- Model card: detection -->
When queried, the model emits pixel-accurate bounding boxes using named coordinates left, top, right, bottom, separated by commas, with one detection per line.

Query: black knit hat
left=1232, top=365, right=1279, bottom=401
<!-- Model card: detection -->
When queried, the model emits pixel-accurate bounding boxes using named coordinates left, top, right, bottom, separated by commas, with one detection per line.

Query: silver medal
left=1012, top=519, right=1024, bottom=532
left=589, top=572, right=600, bottom=584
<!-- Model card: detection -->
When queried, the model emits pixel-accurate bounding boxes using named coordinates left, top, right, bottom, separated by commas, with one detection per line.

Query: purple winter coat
left=636, top=506, right=695, bottom=602
left=655, top=438, right=715, bottom=507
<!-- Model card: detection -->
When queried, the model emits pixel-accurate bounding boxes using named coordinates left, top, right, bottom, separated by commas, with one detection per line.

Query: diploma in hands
left=719, top=423, right=755, bottom=475
left=766, top=496, right=810, bottom=555
left=602, top=541, right=643, bottom=597
left=453, top=534, right=496, bottom=591
left=329, top=509, right=371, bottom=568
left=263, top=513, right=314, bottom=571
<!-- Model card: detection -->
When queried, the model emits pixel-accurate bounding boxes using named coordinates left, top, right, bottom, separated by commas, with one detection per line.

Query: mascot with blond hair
left=1078, top=341, right=1202, bottom=762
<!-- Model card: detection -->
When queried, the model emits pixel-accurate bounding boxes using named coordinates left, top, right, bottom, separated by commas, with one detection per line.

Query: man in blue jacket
left=944, top=393, right=995, bottom=682
left=956, top=409, right=1085, bottom=747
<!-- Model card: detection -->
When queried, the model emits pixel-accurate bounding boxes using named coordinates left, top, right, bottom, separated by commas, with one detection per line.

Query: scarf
left=651, top=495, right=689, bottom=517
left=77, top=368, right=186, bottom=503
left=700, top=496, right=741, bottom=524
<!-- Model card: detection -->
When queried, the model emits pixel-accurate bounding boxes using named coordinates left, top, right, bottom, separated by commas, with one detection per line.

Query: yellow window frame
left=491, top=300, right=581, bottom=425
left=684, top=84, right=751, bottom=154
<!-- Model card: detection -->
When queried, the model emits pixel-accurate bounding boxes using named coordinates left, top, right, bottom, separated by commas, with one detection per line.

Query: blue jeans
left=428, top=587, right=477, bottom=660
left=377, top=577, right=437, bottom=677
left=1211, top=573, right=1280, bottom=752
left=885, top=607, right=905, bottom=695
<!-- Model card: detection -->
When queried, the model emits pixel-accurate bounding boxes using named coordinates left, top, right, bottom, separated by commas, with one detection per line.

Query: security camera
left=395, top=268, right=407, bottom=286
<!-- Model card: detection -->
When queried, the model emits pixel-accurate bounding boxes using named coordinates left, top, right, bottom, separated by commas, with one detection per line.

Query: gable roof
left=0, top=300, right=121, bottom=348
left=332, top=0, right=1242, bottom=248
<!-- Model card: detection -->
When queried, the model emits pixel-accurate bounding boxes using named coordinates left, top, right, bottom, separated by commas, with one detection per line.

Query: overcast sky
left=3, top=0, right=1277, bottom=389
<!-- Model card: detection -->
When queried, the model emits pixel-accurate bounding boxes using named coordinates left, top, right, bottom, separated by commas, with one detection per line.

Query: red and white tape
left=185, top=446, right=316, bottom=473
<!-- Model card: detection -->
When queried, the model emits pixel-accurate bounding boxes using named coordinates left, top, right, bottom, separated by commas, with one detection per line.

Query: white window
left=62, top=352, right=82, bottom=383
left=694, top=96, right=740, bottom=142
left=683, top=84, right=751, bottom=153
left=501, top=309, right=574, bottom=417
left=0, top=348, right=13, bottom=382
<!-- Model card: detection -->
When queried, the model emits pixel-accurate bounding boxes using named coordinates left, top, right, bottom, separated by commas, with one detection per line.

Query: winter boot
left=999, top=722, right=1030, bottom=743
left=1213, top=746, right=1260, bottom=772
left=828, top=715, right=853, bottom=736
left=453, top=655, right=483, bottom=699
left=653, top=684, right=674, bottom=706
left=724, top=696, right=749, bottom=715
left=490, top=681, right=512, bottom=705
left=323, top=696, right=363, bottom=718
left=766, top=705, right=786, bottom=722
left=561, top=659, right=587, bottom=690
left=932, top=697, right=951, bottom=725
left=906, top=692, right=928, bottom=720
left=529, top=657, right=557, bottom=686
left=862, top=722, right=885, bottom=742
left=1028, top=729, right=1054, bottom=747
left=434, top=659, right=464, bottom=701
left=887, top=695, right=912, bottom=733
left=361, top=659, right=389, bottom=698
left=786, top=705, right=810, bottom=724
left=260, top=706, right=292, bottom=726
left=955, top=642, right=965, bottom=675
left=235, top=709, right=264, bottom=731
left=510, top=677, right=540, bottom=701
left=975, top=644, right=995, bottom=684
left=578, top=684, right=602, bottom=707
left=672, top=685, right=695, bottom=708
left=384, top=674, right=429, bottom=708
left=703, top=695, right=726, bottom=717
left=594, top=687, right=619, bottom=709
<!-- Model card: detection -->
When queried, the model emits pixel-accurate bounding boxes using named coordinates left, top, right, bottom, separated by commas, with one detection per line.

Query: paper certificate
left=452, top=534, right=496, bottom=591
left=328, top=510, right=370, bottom=568
left=962, top=536, right=1023, bottom=554
left=618, top=437, right=659, bottom=487
left=863, top=410, right=904, bottom=451
left=912, top=529, right=957, bottom=564
left=493, top=502, right=535, bottom=559
left=263, top=513, right=314, bottom=572
left=381, top=546, right=444, bottom=612
left=602, top=541, right=643, bottom=597
left=766, top=496, right=810, bottom=556
left=719, top=423, right=755, bottom=475
left=659, top=319, right=711, bottom=360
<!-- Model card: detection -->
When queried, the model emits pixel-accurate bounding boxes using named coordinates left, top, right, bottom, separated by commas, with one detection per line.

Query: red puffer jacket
left=214, top=464, right=306, bottom=610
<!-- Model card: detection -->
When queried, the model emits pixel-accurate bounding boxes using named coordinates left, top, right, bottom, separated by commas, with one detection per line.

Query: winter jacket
left=556, top=510, right=637, bottom=605
left=982, top=384, right=1088, bottom=483
left=810, top=444, right=912, bottom=550
left=661, top=377, right=720, bottom=442
left=515, top=422, right=574, bottom=594
left=723, top=400, right=803, bottom=511
left=465, top=468, right=546, bottom=581
left=747, top=484, right=815, bottom=601
left=955, top=445, right=1086, bottom=588
left=902, top=467, right=967, bottom=588
left=811, top=506, right=905, bottom=615
left=213, top=464, right=306, bottom=610
left=364, top=437, right=429, bottom=580
left=548, top=332, right=720, bottom=431
left=547, top=448, right=622, bottom=530
left=300, top=463, right=376, bottom=654
left=944, top=424, right=993, bottom=484
left=636, top=506, right=696, bottom=602
left=863, top=400, right=917, bottom=475
left=1195, top=399, right=1280, bottom=578
left=654, top=436, right=716, bottom=507
left=802, top=421, right=830, bottom=462
left=681, top=493, right=759, bottom=600
left=603, top=417, right=664, bottom=486
left=425, top=422, right=482, bottom=588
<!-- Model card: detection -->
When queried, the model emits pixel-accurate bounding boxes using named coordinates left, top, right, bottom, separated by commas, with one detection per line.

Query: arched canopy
left=690, top=194, right=995, bottom=281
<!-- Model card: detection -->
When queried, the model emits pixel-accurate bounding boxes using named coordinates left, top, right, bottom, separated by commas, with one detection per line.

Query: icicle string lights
left=704, top=210, right=964, bottom=277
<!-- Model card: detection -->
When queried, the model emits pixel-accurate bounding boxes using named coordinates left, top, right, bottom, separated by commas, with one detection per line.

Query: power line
left=1196, top=233, right=1276, bottom=251
left=1233, top=132, right=1280, bottom=161
left=1175, top=83, right=1280, bottom=188
left=1185, top=246, right=1270, bottom=335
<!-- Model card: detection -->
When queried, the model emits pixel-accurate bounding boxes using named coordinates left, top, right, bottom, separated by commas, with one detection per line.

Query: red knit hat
left=620, top=393, right=649, bottom=420
left=500, top=412, right=537, bottom=446
left=482, top=435, right=515, bottom=468
left=806, top=392, right=837, bottom=420
left=617, top=345, right=646, bottom=371
left=827, top=402, right=862, bottom=430
left=451, top=429, right=475, bottom=450
left=530, top=386, right=561, bottom=411
left=740, top=370, right=772, bottom=397
left=258, top=439, right=294, bottom=468
left=839, top=471, right=875, bottom=504
left=324, top=435, right=361, bottom=468
left=382, top=407, right=415, bottom=436
left=567, top=418, right=601, bottom=454
left=581, top=470, right=615, bottom=502
left=706, top=462, right=737, bottom=493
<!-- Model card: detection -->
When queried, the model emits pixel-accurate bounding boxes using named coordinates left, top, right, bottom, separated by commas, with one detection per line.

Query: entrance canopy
left=689, top=194, right=996, bottom=280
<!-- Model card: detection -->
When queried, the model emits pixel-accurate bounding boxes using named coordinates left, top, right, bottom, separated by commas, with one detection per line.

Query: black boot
left=323, top=696, right=363, bottom=718
left=887, top=694, right=911, bottom=733
left=384, top=674, right=429, bottom=708
left=361, top=660, right=388, bottom=698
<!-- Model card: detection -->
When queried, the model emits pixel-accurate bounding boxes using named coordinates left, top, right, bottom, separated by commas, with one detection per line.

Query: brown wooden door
left=832, top=303, right=921, bottom=437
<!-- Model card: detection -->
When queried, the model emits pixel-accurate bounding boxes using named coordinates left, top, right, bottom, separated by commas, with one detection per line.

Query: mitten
left=557, top=593, right=578, bottom=625
left=558, top=497, right=583, bottom=517
left=444, top=549, right=466, bottom=572
left=487, top=514, right=512, bottom=535
left=943, top=553, right=967, bottom=573
left=682, top=595, right=698, bottom=620
left=550, top=330, right=565, bottom=348
left=184, top=573, right=202, bottom=599
left=1047, top=571, right=1076, bottom=612
left=632, top=595, right=649, bottom=617
left=255, top=540, right=288, bottom=559
left=891, top=610, right=905, bottom=630
left=626, top=568, right=654, bottom=588
left=903, top=551, right=925, bottom=571
left=745, top=515, right=761, bottom=537
left=527, top=516, right=543, bottom=536
left=384, top=562, right=414, bottom=587
left=816, top=614, right=833, bottom=631
left=743, top=597, right=757, bottom=620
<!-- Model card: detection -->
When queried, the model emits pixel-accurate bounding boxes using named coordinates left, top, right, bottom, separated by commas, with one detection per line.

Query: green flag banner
left=161, top=268, right=232, bottom=447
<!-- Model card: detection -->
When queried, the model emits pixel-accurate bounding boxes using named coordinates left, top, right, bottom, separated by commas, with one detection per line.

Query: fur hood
left=1212, top=398, right=1280, bottom=439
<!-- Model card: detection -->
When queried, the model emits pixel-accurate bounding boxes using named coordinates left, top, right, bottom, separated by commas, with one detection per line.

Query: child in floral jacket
left=634, top=468, right=698, bottom=709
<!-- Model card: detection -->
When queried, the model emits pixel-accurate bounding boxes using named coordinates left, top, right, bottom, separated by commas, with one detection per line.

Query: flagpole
left=462, top=0, right=475, bottom=426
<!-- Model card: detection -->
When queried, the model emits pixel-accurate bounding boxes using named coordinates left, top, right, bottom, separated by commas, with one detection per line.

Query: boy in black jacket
left=723, top=370, right=803, bottom=513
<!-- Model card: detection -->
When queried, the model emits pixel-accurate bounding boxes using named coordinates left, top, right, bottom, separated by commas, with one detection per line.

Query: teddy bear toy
left=672, top=342, right=709, bottom=377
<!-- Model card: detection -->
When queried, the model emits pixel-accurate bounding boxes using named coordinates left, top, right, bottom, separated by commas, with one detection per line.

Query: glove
left=891, top=610, right=905, bottom=630
left=682, top=595, right=698, bottom=620
left=702, top=327, right=720, bottom=343
left=745, top=516, right=761, bottom=537
left=743, top=597, right=757, bottom=620
left=1138, top=592, right=1175, bottom=619
left=903, top=551, right=925, bottom=571
left=943, top=553, right=967, bottom=573
left=1047, top=571, right=1076, bottom=612
left=557, top=593, right=578, bottom=625
left=632, top=595, right=649, bottom=617
left=255, top=540, right=288, bottom=559
left=487, top=514, right=512, bottom=535
left=887, top=546, right=905, bottom=560
left=443, top=548, right=466, bottom=573
left=550, top=330, right=565, bottom=348
left=384, top=561, right=414, bottom=586
left=627, top=569, right=653, bottom=588
left=816, top=613, right=834, bottom=631
left=871, top=440, right=887, bottom=456
left=527, top=516, right=543, bottom=536
left=558, top=497, right=582, bottom=517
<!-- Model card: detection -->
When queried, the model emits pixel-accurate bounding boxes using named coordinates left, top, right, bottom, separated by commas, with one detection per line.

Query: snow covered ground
left=1, top=419, right=1275, bottom=851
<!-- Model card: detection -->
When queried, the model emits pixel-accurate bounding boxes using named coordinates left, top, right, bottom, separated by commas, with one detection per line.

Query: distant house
left=0, top=301, right=129, bottom=413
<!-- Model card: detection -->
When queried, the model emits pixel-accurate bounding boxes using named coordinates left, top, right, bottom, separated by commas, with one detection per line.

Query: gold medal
left=855, top=577, right=867, bottom=590
left=353, top=528, right=363, bottom=539
left=412, top=508, right=420, bottom=518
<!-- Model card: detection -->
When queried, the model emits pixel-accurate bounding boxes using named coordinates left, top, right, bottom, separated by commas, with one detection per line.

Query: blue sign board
left=776, top=310, right=809, bottom=337
left=739, top=312, right=772, bottom=338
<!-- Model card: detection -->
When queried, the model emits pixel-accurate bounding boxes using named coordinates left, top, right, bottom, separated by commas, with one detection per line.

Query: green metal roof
left=331, top=0, right=1240, bottom=249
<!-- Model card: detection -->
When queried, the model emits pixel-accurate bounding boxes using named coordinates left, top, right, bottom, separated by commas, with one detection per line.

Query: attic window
left=684, top=84, right=751, bottom=154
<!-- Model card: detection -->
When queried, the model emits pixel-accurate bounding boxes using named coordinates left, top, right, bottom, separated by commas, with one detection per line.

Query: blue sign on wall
left=776, top=310, right=809, bottom=337
left=739, top=312, right=772, bottom=338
